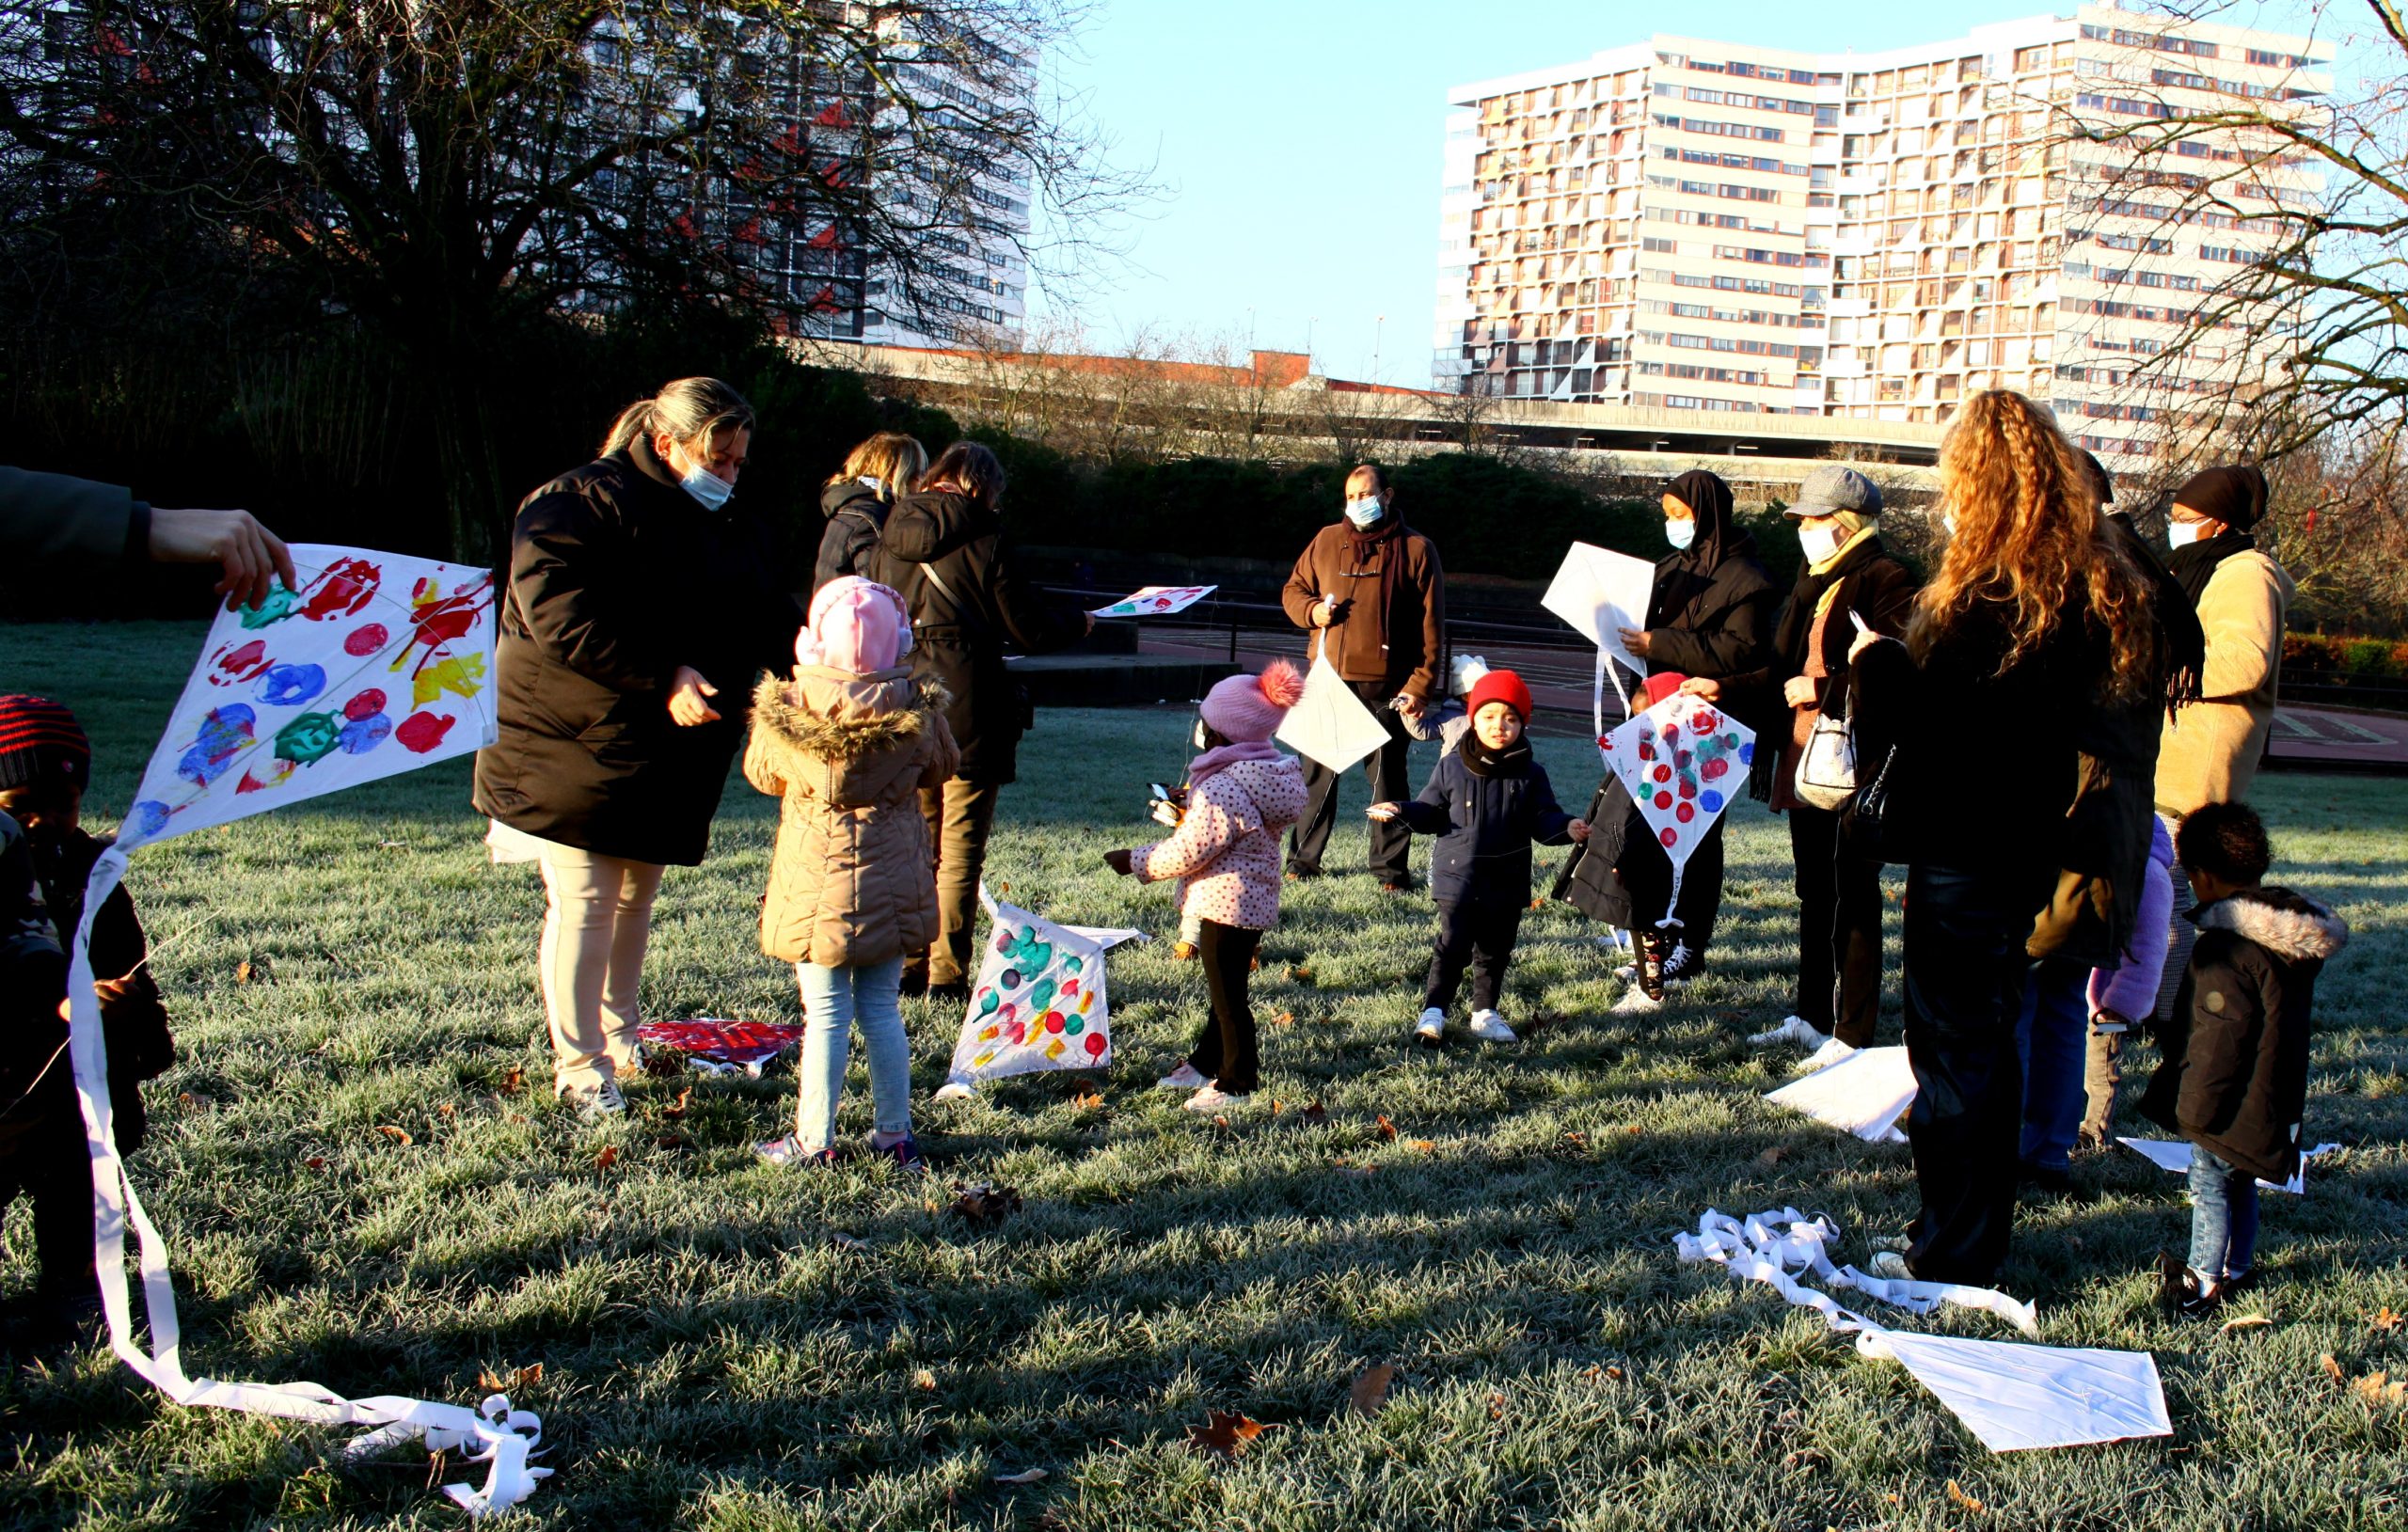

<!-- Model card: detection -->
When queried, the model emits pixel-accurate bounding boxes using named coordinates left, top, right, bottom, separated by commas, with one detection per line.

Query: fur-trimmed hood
left=746, top=670, right=943, bottom=784
left=2196, top=885, right=2349, bottom=963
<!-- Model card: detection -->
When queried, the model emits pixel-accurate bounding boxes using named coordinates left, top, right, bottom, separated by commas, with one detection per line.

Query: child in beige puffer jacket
left=746, top=577, right=958, bottom=1169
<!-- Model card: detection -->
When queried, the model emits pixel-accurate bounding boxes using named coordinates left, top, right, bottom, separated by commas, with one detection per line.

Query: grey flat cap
left=1787, top=465, right=1883, bottom=518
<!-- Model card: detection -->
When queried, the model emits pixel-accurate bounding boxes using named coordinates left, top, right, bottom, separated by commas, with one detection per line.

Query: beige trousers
left=538, top=845, right=666, bottom=1093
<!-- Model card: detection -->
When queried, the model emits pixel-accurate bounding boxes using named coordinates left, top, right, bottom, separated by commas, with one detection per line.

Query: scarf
left=2166, top=528, right=2257, bottom=609
left=1768, top=527, right=1886, bottom=676
left=1187, top=738, right=1283, bottom=788
left=1460, top=732, right=1532, bottom=779
left=1341, top=513, right=1408, bottom=653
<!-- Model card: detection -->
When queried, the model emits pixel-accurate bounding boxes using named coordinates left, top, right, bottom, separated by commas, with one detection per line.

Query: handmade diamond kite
left=1764, top=1044, right=1916, bottom=1144
left=940, top=885, right=1114, bottom=1094
left=1542, top=541, right=1654, bottom=720
left=1275, top=654, right=1392, bottom=774
left=62, top=547, right=544, bottom=1514
left=2117, top=1137, right=2338, bottom=1194
left=1089, top=583, right=1217, bottom=618
left=638, top=1019, right=808, bottom=1076
left=1598, top=690, right=1755, bottom=927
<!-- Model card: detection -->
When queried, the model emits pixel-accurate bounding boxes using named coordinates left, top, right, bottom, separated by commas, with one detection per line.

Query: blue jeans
left=2188, top=1144, right=2259, bottom=1281
left=795, top=958, right=911, bottom=1149
left=2015, top=956, right=2089, bottom=1174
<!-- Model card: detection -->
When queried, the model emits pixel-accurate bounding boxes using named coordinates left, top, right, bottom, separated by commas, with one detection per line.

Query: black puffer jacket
left=472, top=436, right=804, bottom=866
left=863, top=489, right=1085, bottom=784
left=814, top=478, right=892, bottom=595
left=1396, top=741, right=1575, bottom=908
left=2140, top=887, right=2347, bottom=1185
left=1642, top=471, right=1779, bottom=682
left=1849, top=599, right=2115, bottom=875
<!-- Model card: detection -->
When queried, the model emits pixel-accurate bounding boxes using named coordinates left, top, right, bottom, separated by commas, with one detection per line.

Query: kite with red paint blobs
left=1596, top=691, right=1755, bottom=932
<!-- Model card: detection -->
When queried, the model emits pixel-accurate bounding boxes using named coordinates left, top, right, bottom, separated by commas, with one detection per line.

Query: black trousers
left=1615, top=808, right=1726, bottom=951
left=0, top=1110, right=97, bottom=1302
left=1424, top=899, right=1523, bottom=1012
left=1900, top=861, right=2049, bottom=1285
left=1788, top=804, right=1887, bottom=1047
left=1188, top=921, right=1264, bottom=1095
left=1288, top=679, right=1414, bottom=879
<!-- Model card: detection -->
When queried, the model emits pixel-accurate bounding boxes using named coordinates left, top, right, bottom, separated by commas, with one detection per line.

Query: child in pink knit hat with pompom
left=1104, top=662, right=1309, bottom=1113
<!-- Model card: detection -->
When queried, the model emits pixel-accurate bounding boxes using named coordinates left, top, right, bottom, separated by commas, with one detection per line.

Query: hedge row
left=2283, top=634, right=2408, bottom=680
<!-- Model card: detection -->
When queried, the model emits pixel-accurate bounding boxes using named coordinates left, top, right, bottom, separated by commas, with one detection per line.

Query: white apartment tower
left=1434, top=5, right=2328, bottom=466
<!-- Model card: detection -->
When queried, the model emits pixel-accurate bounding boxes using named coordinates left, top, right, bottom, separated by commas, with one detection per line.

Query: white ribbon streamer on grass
left=68, top=848, right=547, bottom=1514
left=1675, top=1208, right=2171, bottom=1452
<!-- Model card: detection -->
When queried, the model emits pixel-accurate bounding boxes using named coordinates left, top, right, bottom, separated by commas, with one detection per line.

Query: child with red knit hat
left=1371, top=669, right=1587, bottom=1044
left=1105, top=662, right=1309, bottom=1113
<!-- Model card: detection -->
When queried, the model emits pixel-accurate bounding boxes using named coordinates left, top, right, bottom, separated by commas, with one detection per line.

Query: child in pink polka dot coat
left=1104, top=662, right=1308, bottom=1113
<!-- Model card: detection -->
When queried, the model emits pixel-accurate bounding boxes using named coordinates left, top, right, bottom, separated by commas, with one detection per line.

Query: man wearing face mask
left=1700, top=466, right=1916, bottom=1066
left=1602, top=467, right=1777, bottom=994
left=1279, top=464, right=1447, bottom=890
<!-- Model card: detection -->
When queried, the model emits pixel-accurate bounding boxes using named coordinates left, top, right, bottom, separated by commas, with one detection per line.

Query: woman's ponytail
left=598, top=378, right=755, bottom=459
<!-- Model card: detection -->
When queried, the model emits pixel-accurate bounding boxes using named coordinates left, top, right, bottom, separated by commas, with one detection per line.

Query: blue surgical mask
left=1343, top=497, right=1385, bottom=529
left=680, top=459, right=734, bottom=512
left=1665, top=519, right=1696, bottom=551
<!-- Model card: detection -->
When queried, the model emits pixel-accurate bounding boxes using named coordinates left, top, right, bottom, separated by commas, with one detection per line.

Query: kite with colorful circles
left=1597, top=691, right=1757, bottom=928
left=940, top=888, right=1113, bottom=1092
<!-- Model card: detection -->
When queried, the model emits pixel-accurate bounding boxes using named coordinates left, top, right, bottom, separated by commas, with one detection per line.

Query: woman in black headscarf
left=1564, top=469, right=1777, bottom=1004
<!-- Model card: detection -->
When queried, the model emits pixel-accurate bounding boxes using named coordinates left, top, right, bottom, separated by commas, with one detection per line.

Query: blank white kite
left=1762, top=1044, right=1915, bottom=1143
left=1274, top=654, right=1394, bottom=774
left=2117, top=1137, right=2338, bottom=1195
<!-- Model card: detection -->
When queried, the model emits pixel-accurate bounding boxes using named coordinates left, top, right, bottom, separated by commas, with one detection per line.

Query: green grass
left=3, top=619, right=2406, bottom=1531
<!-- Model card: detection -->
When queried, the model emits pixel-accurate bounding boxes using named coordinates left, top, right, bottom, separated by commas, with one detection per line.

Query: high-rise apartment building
left=1434, top=5, right=2328, bottom=466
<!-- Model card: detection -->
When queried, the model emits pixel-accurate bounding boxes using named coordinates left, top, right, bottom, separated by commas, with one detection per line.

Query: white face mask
left=1798, top=524, right=1842, bottom=566
left=1343, top=496, right=1386, bottom=529
left=2168, top=520, right=2204, bottom=549
left=1665, top=518, right=1696, bottom=551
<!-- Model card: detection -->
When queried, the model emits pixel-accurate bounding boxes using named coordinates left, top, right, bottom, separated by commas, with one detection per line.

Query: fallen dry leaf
left=499, top=1066, right=525, bottom=1097
left=1349, top=1363, right=1396, bottom=1416
left=2220, top=1313, right=2274, bottom=1335
left=594, top=1145, right=619, bottom=1171
left=1756, top=1145, right=1786, bottom=1168
left=1271, top=1010, right=1295, bottom=1027
left=1411, top=1139, right=1437, bottom=1153
left=235, top=959, right=255, bottom=985
left=2355, top=1370, right=2408, bottom=1406
left=374, top=1125, right=413, bottom=1146
left=992, top=1467, right=1048, bottom=1485
left=176, top=1091, right=204, bottom=1111
left=1944, top=1479, right=1985, bottom=1514
left=1487, top=1391, right=1507, bottom=1421
left=950, top=1181, right=1023, bottom=1224
left=302, top=1156, right=327, bottom=1172
left=1300, top=1100, right=1328, bottom=1125
left=477, top=1363, right=542, bottom=1394
left=2323, top=1352, right=2349, bottom=1383
left=1375, top=1114, right=1398, bottom=1142
left=437, top=1102, right=457, bottom=1119
left=1625, top=1124, right=1643, bottom=1135
left=1607, top=1365, right=1624, bottom=1380
left=1286, top=965, right=1315, bottom=985
left=1068, top=1087, right=1105, bottom=1111
left=1184, top=1410, right=1270, bottom=1458
left=913, top=1368, right=937, bottom=1391
left=2370, top=1306, right=2404, bottom=1333
left=661, top=1086, right=693, bottom=1120
left=1212, top=1114, right=1230, bottom=1128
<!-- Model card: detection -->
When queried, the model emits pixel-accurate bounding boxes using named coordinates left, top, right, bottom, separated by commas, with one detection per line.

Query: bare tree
left=0, top=0, right=1147, bottom=554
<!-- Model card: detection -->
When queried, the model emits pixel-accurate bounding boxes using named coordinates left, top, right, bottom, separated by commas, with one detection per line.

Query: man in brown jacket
left=1280, top=465, right=1446, bottom=889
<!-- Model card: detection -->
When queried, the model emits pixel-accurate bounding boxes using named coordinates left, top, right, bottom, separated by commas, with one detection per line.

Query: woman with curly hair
left=1846, top=390, right=2159, bottom=1284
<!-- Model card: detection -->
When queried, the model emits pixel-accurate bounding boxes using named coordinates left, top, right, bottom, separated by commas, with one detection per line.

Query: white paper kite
left=117, top=547, right=499, bottom=850
left=63, top=546, right=546, bottom=1515
left=1089, top=583, right=1218, bottom=618
left=1763, top=1044, right=1916, bottom=1143
left=1677, top=1208, right=2171, bottom=1454
left=1598, top=690, right=1755, bottom=927
left=1275, top=654, right=1393, bottom=774
left=2117, top=1137, right=2338, bottom=1195
left=939, top=885, right=1114, bottom=1094
left=1542, top=541, right=1655, bottom=715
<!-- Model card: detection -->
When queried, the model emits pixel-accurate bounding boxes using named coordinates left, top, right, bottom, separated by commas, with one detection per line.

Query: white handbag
left=1793, top=696, right=1858, bottom=812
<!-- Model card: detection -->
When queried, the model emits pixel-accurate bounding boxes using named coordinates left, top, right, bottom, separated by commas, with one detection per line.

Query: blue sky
left=1027, top=0, right=2336, bottom=385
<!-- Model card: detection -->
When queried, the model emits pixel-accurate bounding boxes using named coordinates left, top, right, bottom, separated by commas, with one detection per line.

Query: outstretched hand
left=668, top=667, right=721, bottom=725
left=1102, top=848, right=1134, bottom=876
left=149, top=506, right=298, bottom=612
left=1679, top=676, right=1721, bottom=701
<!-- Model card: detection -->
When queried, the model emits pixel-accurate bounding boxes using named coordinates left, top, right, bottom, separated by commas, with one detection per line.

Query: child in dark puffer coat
left=2139, top=800, right=2348, bottom=1315
left=1371, top=670, right=1588, bottom=1045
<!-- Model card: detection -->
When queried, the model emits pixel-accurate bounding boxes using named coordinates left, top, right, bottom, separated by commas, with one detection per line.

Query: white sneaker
left=1867, top=1250, right=1913, bottom=1281
left=561, top=1079, right=626, bottom=1118
left=1608, top=958, right=1637, bottom=981
left=1749, top=1014, right=1825, bottom=1050
left=1794, top=1036, right=1860, bottom=1076
left=1611, top=986, right=1662, bottom=1015
left=1184, top=1084, right=1249, bottom=1113
left=1468, top=1009, right=1518, bottom=1043
left=1413, top=1007, right=1447, bottom=1043
left=1156, top=1062, right=1209, bottom=1091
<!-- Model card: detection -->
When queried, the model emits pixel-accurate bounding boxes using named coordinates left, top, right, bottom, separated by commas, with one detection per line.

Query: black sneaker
left=1658, top=940, right=1702, bottom=987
